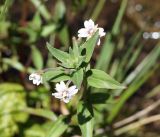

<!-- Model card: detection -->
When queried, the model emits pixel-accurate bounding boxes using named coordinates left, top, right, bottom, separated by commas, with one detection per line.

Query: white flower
left=29, top=73, right=42, bottom=86
left=52, top=81, right=78, bottom=103
left=78, top=19, right=106, bottom=45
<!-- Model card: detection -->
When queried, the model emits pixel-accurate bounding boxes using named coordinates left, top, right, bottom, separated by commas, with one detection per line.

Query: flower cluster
left=29, top=19, right=106, bottom=103
left=78, top=19, right=106, bottom=45
left=29, top=73, right=42, bottom=86
left=52, top=81, right=78, bottom=103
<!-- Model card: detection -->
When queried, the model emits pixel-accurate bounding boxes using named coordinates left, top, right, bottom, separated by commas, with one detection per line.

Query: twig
left=114, top=99, right=160, bottom=128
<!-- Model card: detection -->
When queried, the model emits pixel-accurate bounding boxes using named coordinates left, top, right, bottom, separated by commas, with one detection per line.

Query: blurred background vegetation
left=0, top=0, right=160, bottom=137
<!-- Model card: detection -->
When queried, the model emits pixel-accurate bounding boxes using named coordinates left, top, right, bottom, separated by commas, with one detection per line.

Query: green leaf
left=82, top=31, right=99, bottom=62
left=31, top=46, right=43, bottom=70
left=77, top=101, right=94, bottom=137
left=41, top=24, right=56, bottom=37
left=0, top=83, right=23, bottom=93
left=0, top=21, right=10, bottom=38
left=2, top=58, right=24, bottom=72
left=71, top=68, right=84, bottom=89
left=54, top=0, right=66, bottom=22
left=87, top=69, right=125, bottom=89
left=51, top=75, right=71, bottom=82
left=24, top=122, right=53, bottom=137
left=0, top=83, right=28, bottom=137
left=30, top=0, right=51, bottom=21
left=0, top=0, right=13, bottom=21
left=58, top=25, right=69, bottom=47
left=72, top=38, right=79, bottom=57
left=24, top=107, right=57, bottom=121
left=42, top=68, right=70, bottom=82
left=30, top=12, right=42, bottom=31
left=68, top=40, right=85, bottom=68
left=46, top=115, right=69, bottom=137
left=24, top=124, right=46, bottom=137
left=46, top=43, right=70, bottom=64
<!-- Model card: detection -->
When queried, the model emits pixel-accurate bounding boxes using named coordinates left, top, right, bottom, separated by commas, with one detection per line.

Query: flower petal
left=84, top=19, right=94, bottom=29
left=29, top=73, right=35, bottom=80
left=68, top=86, right=78, bottom=96
left=52, top=93, right=63, bottom=99
left=33, top=79, right=38, bottom=85
left=55, top=81, right=67, bottom=92
left=98, top=28, right=106, bottom=37
left=36, top=80, right=41, bottom=85
left=29, top=76, right=33, bottom=80
left=55, top=83, right=62, bottom=92
left=60, top=81, right=67, bottom=89
left=78, top=28, right=89, bottom=38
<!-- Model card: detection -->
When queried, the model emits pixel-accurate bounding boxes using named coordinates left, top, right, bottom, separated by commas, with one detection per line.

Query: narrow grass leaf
left=111, top=0, right=128, bottom=36
left=124, top=44, right=160, bottom=86
left=95, top=33, right=114, bottom=71
left=107, top=44, right=160, bottom=122
left=107, top=65, right=159, bottom=123
left=116, top=32, right=142, bottom=80
left=91, top=0, right=106, bottom=21
left=125, top=44, right=143, bottom=72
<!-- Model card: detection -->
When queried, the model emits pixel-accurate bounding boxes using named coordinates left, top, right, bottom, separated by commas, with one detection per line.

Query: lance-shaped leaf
left=71, top=68, right=84, bottom=89
left=46, top=42, right=70, bottom=64
left=42, top=68, right=70, bottom=82
left=87, top=69, right=125, bottom=89
left=81, top=31, right=99, bottom=62
left=31, top=46, right=43, bottom=70
left=77, top=101, right=94, bottom=137
left=46, top=115, right=69, bottom=137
